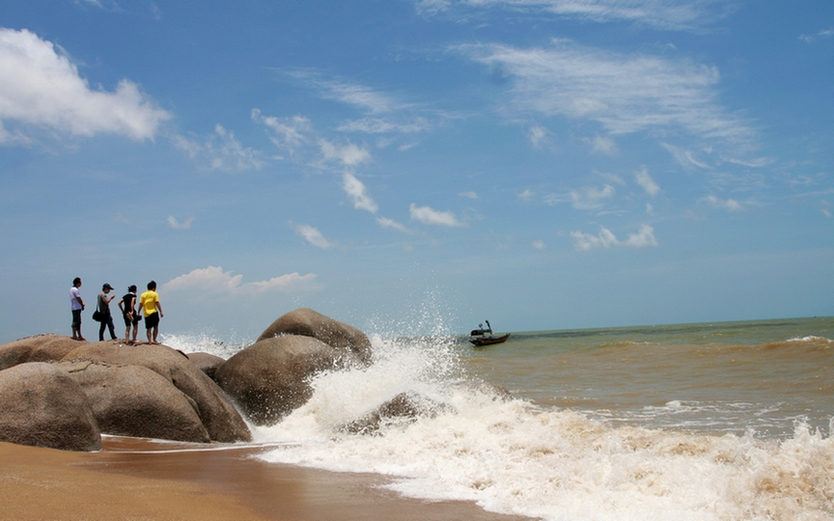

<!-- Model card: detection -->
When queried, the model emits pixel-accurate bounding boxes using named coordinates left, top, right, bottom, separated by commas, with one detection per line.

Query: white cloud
left=702, top=194, right=742, bottom=212
left=460, top=191, right=479, bottom=199
left=518, top=188, right=535, bottom=201
left=319, top=138, right=372, bottom=167
left=162, top=266, right=316, bottom=294
left=287, top=71, right=401, bottom=114
left=800, top=28, right=834, bottom=43
left=426, top=0, right=733, bottom=30
left=167, top=215, right=195, bottom=230
left=635, top=167, right=660, bottom=197
left=252, top=109, right=313, bottom=154
left=459, top=40, right=755, bottom=149
left=570, top=184, right=616, bottom=210
left=532, top=239, right=546, bottom=250
left=662, top=142, right=712, bottom=170
left=528, top=124, right=548, bottom=148
left=587, top=134, right=618, bottom=155
left=336, top=117, right=431, bottom=134
left=343, top=172, right=378, bottom=213
left=174, top=124, right=264, bottom=171
left=409, top=203, right=467, bottom=227
left=377, top=216, right=413, bottom=233
left=570, top=224, right=658, bottom=251
left=293, top=223, right=335, bottom=249
left=0, top=28, right=171, bottom=143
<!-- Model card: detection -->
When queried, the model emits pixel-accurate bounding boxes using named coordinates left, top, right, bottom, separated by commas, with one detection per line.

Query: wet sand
left=0, top=438, right=533, bottom=521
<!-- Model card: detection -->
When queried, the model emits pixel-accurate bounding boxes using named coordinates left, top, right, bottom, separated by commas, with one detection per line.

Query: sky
left=1, top=0, right=832, bottom=342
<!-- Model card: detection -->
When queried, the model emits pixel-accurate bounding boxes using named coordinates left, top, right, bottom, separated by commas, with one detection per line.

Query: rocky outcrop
left=341, top=392, right=454, bottom=435
left=63, top=343, right=251, bottom=443
left=0, top=308, right=382, bottom=450
left=256, top=308, right=373, bottom=366
left=0, top=334, right=84, bottom=371
left=0, top=362, right=101, bottom=451
left=215, top=335, right=349, bottom=425
left=59, top=360, right=211, bottom=443
left=186, top=351, right=226, bottom=380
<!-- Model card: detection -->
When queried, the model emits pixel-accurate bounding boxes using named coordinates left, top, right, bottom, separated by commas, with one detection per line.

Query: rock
left=214, top=335, right=349, bottom=425
left=256, top=308, right=373, bottom=366
left=63, top=343, right=251, bottom=443
left=186, top=351, right=226, bottom=380
left=0, top=334, right=85, bottom=371
left=342, top=392, right=455, bottom=435
left=58, top=360, right=211, bottom=443
left=0, top=362, right=101, bottom=451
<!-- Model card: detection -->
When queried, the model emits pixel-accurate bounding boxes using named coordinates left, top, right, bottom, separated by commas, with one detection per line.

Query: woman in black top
left=118, top=285, right=142, bottom=344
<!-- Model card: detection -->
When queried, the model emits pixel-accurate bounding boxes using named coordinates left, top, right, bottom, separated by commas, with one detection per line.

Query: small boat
left=469, top=320, right=510, bottom=347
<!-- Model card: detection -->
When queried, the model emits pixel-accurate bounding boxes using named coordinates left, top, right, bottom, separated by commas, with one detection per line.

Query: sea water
left=163, top=316, right=834, bottom=521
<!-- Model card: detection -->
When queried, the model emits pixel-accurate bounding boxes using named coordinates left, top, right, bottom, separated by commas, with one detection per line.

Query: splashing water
left=249, top=321, right=834, bottom=521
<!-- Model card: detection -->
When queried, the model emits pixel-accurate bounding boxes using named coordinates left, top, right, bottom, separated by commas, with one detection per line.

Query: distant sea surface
left=164, top=316, right=834, bottom=521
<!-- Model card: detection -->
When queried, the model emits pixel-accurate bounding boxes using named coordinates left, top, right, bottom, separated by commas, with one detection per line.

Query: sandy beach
left=0, top=438, right=532, bottom=521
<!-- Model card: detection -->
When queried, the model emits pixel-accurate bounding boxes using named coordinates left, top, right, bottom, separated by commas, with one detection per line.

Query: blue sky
left=1, top=0, right=832, bottom=342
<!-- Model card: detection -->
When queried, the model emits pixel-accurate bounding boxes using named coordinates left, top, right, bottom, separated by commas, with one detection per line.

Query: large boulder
left=186, top=351, right=226, bottom=380
left=256, top=308, right=373, bottom=366
left=0, top=362, right=101, bottom=451
left=63, top=343, right=251, bottom=443
left=341, top=392, right=454, bottom=435
left=0, top=334, right=84, bottom=371
left=58, top=360, right=211, bottom=443
left=215, top=335, right=349, bottom=425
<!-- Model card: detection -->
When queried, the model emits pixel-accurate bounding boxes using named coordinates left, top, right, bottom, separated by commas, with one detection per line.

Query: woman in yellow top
left=139, top=280, right=164, bottom=345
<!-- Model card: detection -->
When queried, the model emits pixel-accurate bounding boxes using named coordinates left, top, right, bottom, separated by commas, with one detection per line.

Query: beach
left=0, top=437, right=532, bottom=521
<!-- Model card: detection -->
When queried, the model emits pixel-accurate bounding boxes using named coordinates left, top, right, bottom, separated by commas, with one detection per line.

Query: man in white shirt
left=70, top=277, right=85, bottom=341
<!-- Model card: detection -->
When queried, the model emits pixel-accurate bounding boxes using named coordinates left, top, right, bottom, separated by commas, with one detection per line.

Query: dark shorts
left=72, top=309, right=82, bottom=328
left=123, top=313, right=142, bottom=327
left=145, top=312, right=160, bottom=329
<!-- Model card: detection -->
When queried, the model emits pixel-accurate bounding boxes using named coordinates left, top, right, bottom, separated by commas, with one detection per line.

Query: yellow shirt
left=140, top=290, right=159, bottom=316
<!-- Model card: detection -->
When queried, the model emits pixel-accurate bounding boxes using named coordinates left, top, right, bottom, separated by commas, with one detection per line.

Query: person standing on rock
left=140, top=280, right=164, bottom=345
left=96, top=283, right=118, bottom=341
left=70, top=277, right=85, bottom=341
left=118, top=284, right=142, bottom=344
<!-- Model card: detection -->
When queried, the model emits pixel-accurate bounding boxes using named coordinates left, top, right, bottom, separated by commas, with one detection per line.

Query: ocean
left=163, top=316, right=834, bottom=521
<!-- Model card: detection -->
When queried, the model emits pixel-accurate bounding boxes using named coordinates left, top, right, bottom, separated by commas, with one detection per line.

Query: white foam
left=252, top=335, right=834, bottom=521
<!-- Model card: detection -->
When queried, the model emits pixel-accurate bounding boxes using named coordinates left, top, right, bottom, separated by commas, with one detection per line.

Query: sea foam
left=252, top=333, right=834, bottom=521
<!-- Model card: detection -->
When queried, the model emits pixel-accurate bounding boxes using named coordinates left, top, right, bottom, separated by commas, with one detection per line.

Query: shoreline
left=0, top=438, right=533, bottom=521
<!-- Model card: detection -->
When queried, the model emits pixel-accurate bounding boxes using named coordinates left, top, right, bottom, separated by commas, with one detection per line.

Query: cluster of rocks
left=0, top=308, right=375, bottom=451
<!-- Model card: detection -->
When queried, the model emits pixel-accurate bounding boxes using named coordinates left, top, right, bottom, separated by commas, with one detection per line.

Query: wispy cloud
left=252, top=109, right=313, bottom=154
left=585, top=134, right=618, bottom=155
left=167, top=215, right=195, bottom=230
left=701, top=194, right=742, bottom=211
left=0, top=28, right=170, bottom=144
left=799, top=28, right=834, bottom=43
left=528, top=124, right=549, bottom=148
left=163, top=266, right=316, bottom=294
left=635, top=167, right=661, bottom=197
left=409, top=203, right=467, bottom=227
left=458, top=40, right=755, bottom=150
left=174, top=124, right=264, bottom=171
left=287, top=70, right=402, bottom=114
left=319, top=138, right=372, bottom=168
left=570, top=184, right=616, bottom=210
left=377, top=216, right=413, bottom=233
left=336, top=117, right=431, bottom=134
left=292, top=223, right=335, bottom=249
left=420, top=0, right=735, bottom=30
left=532, top=239, right=546, bottom=250
left=343, top=173, right=378, bottom=213
left=570, top=224, right=658, bottom=251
